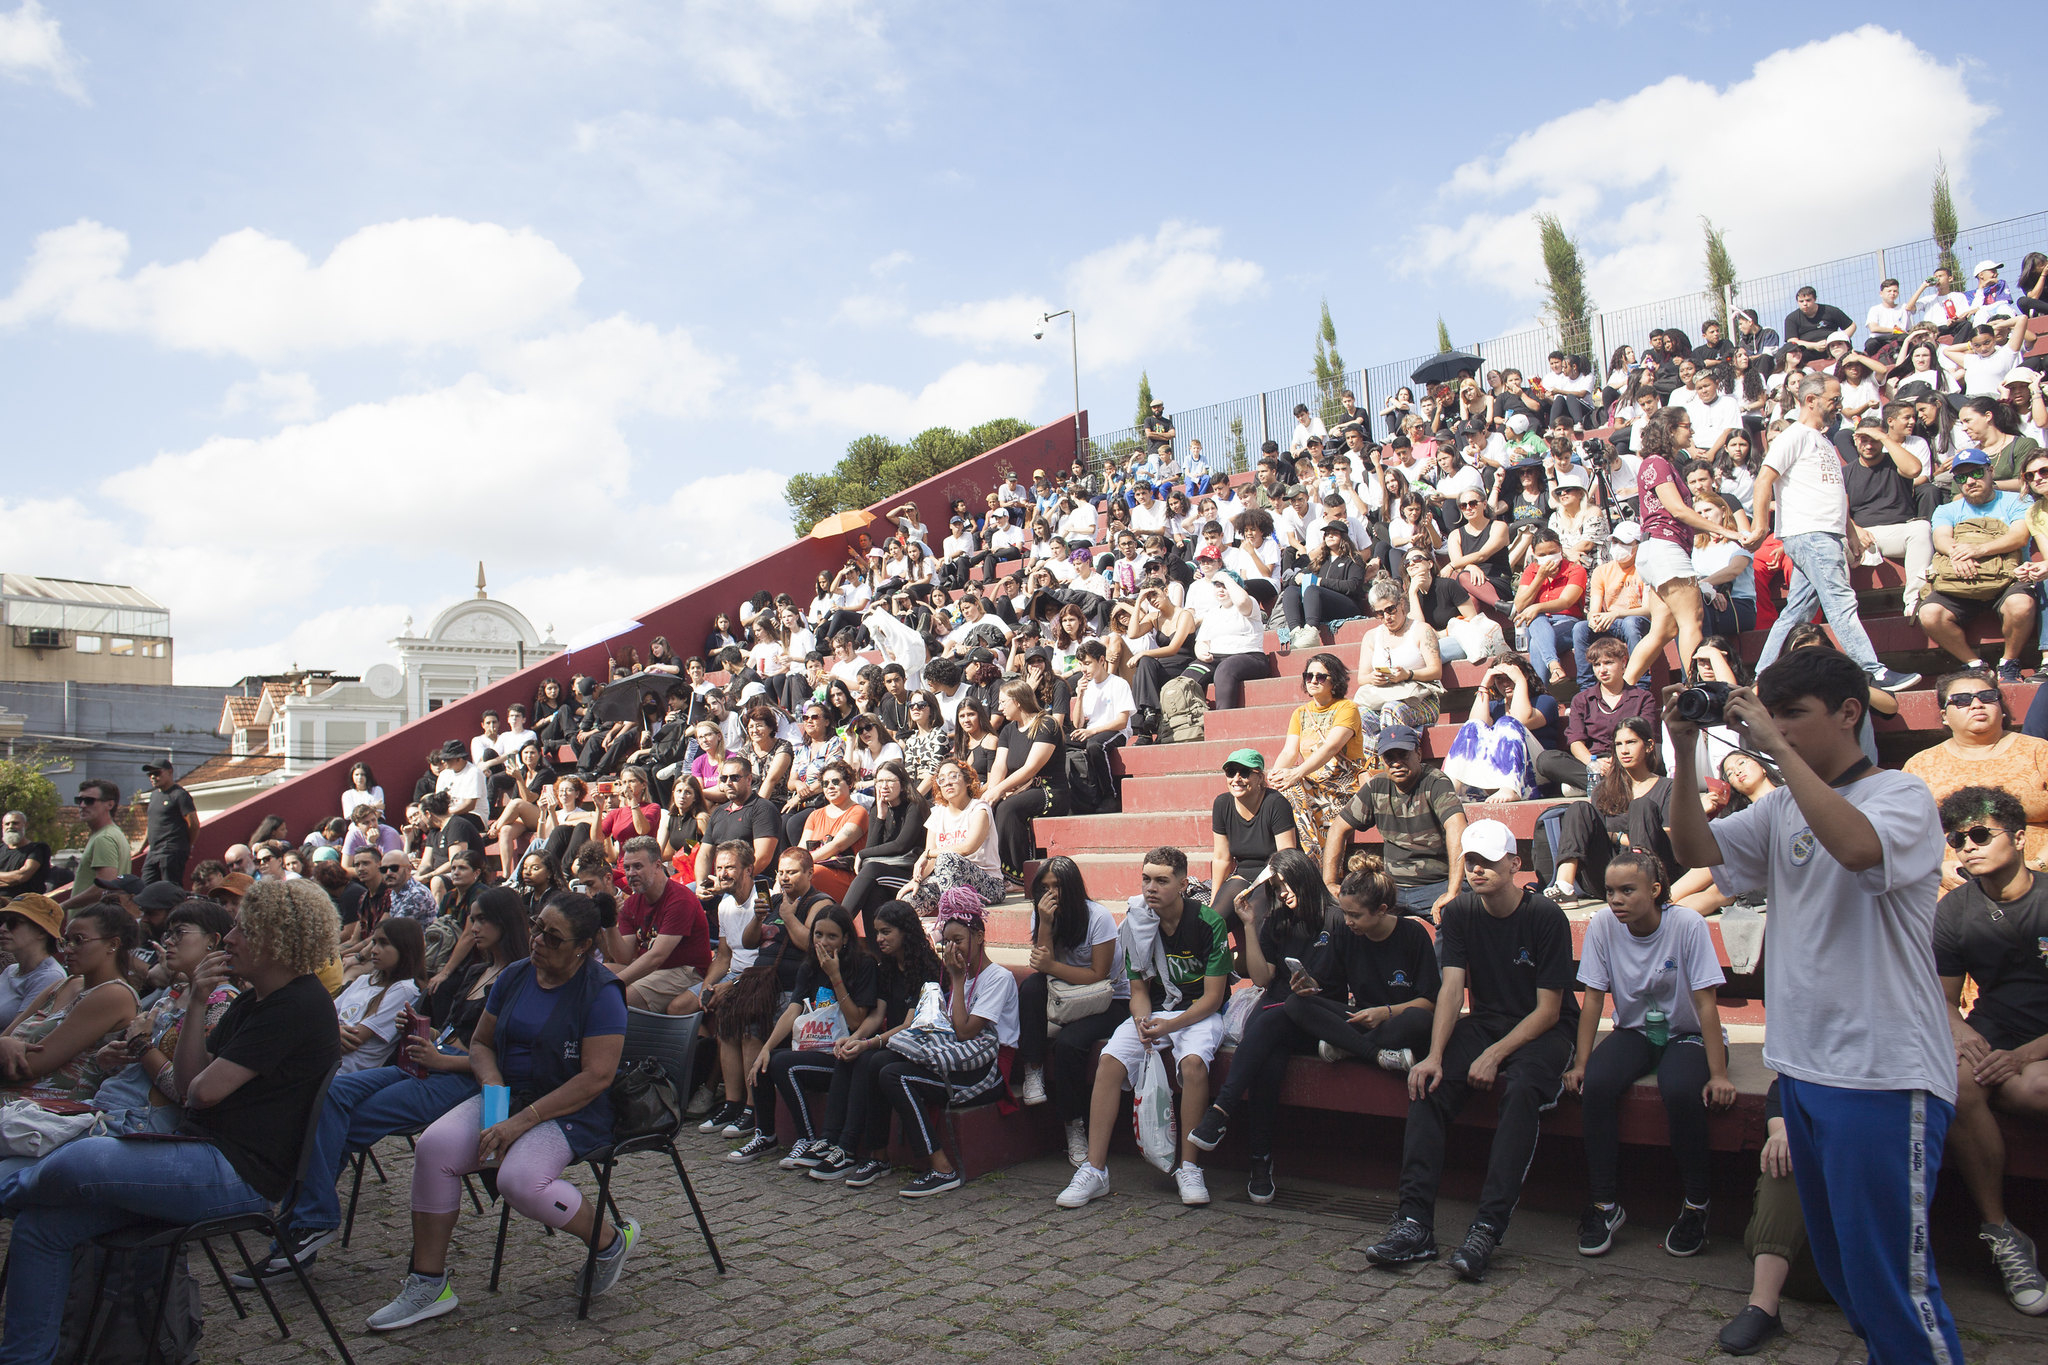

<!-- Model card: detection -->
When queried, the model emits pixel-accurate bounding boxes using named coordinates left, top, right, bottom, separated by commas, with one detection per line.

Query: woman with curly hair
left=900, top=759, right=1005, bottom=915
left=898, top=690, right=949, bottom=799
left=0, top=880, right=341, bottom=1364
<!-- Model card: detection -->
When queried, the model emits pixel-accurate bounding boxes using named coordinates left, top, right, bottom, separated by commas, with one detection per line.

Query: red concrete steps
left=1037, top=797, right=1565, bottom=861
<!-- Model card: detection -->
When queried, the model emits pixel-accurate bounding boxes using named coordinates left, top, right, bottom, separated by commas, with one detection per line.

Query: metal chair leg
left=462, top=1172, right=485, bottom=1216
left=276, top=1218, right=358, bottom=1365
left=136, top=1235, right=184, bottom=1365
left=488, top=1199, right=513, bottom=1292
left=226, top=1230, right=292, bottom=1341
left=576, top=1160, right=616, bottom=1321
left=197, top=1237, right=250, bottom=1319
left=341, top=1148, right=367, bottom=1248
left=66, top=1239, right=119, bottom=1365
left=365, top=1147, right=387, bottom=1183
left=668, top=1143, right=726, bottom=1274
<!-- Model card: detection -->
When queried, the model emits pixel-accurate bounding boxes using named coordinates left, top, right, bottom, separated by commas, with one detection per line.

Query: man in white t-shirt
left=493, top=705, right=536, bottom=772
left=1906, top=265, right=1974, bottom=334
left=1288, top=403, right=1327, bottom=455
left=1751, top=373, right=1921, bottom=693
left=434, top=740, right=490, bottom=817
left=939, top=516, right=979, bottom=591
left=1129, top=482, right=1169, bottom=533
left=470, top=710, right=505, bottom=770
left=1864, top=277, right=1913, bottom=351
left=1666, top=649, right=1962, bottom=1365
left=1068, top=640, right=1134, bottom=811
left=1685, top=372, right=1743, bottom=459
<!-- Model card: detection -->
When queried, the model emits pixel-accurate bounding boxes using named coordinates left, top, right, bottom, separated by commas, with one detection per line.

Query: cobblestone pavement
left=164, top=1143, right=2048, bottom=1364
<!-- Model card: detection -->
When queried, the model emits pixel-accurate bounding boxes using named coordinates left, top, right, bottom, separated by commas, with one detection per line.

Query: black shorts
left=1921, top=580, right=2035, bottom=623
left=1965, top=1009, right=2042, bottom=1054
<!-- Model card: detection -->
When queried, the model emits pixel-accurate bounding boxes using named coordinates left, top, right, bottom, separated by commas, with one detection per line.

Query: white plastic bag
left=1219, top=987, right=1261, bottom=1049
left=905, top=980, right=952, bottom=1036
left=792, top=1001, right=847, bottom=1051
left=1130, top=1047, right=1177, bottom=1173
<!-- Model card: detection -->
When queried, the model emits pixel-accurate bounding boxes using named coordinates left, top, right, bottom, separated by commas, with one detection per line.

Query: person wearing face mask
left=1511, top=530, right=1588, bottom=687
left=1571, top=522, right=1654, bottom=691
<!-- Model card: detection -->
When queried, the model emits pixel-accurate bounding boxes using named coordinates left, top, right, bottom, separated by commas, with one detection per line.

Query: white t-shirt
left=1058, top=507, right=1098, bottom=541
left=1691, top=393, right=1743, bottom=449
left=1223, top=543, right=1277, bottom=587
left=333, top=974, right=422, bottom=1073
left=1288, top=416, right=1328, bottom=454
left=1547, top=370, right=1595, bottom=397
left=718, top=895, right=759, bottom=972
left=1052, top=901, right=1131, bottom=1000
left=340, top=787, right=385, bottom=820
left=1707, top=768, right=1954, bottom=1100
left=436, top=762, right=490, bottom=814
left=942, top=532, right=978, bottom=559
left=1761, top=422, right=1848, bottom=537
left=929, top=798, right=1000, bottom=876
left=1129, top=500, right=1168, bottom=532
left=1866, top=301, right=1912, bottom=335
left=1576, top=905, right=1725, bottom=1035
left=469, top=735, right=501, bottom=766
left=1078, top=672, right=1136, bottom=742
left=1917, top=290, right=1972, bottom=328
left=495, top=727, right=536, bottom=765
left=1960, top=345, right=2020, bottom=396
left=1070, top=568, right=1111, bottom=599
left=949, top=960, right=1020, bottom=1048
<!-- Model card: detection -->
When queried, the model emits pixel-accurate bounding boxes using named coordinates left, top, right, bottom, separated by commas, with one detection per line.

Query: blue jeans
left=1756, top=532, right=1881, bottom=674
left=1570, top=614, right=1651, bottom=688
left=0, top=1136, right=269, bottom=1365
left=1395, top=879, right=1449, bottom=919
left=1524, top=613, right=1580, bottom=680
left=291, top=1064, right=479, bottom=1233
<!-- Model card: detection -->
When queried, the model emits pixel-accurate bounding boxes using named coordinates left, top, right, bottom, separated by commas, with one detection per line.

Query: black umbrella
left=1411, top=351, right=1484, bottom=388
left=594, top=670, right=684, bottom=724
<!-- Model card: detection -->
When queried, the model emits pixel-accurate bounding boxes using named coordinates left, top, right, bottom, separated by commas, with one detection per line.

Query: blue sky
left=0, top=1, right=2032, bottom=681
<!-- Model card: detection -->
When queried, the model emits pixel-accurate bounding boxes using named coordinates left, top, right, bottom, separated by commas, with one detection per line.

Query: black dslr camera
left=1674, top=679, right=1732, bottom=726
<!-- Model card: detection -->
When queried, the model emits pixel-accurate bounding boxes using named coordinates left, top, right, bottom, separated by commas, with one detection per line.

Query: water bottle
left=1645, top=1006, right=1669, bottom=1048
left=1514, top=624, right=1529, bottom=652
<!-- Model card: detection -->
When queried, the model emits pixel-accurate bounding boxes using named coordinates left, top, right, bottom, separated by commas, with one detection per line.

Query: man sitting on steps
left=1318, top=725, right=1466, bottom=920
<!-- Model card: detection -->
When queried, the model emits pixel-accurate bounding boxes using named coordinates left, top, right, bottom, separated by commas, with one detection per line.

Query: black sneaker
left=725, top=1132, right=777, bottom=1163
left=778, top=1137, right=827, bottom=1170
left=1577, top=1203, right=1625, bottom=1257
left=844, top=1159, right=892, bottom=1188
left=1665, top=1202, right=1708, bottom=1257
left=808, top=1146, right=853, bottom=1181
left=1246, top=1155, right=1275, bottom=1206
left=1998, top=660, right=2026, bottom=686
left=699, top=1101, right=740, bottom=1135
left=1447, top=1223, right=1499, bottom=1282
left=1364, top=1217, right=1438, bottom=1267
left=900, top=1169, right=963, bottom=1199
left=722, top=1106, right=756, bottom=1139
left=1186, top=1105, right=1229, bottom=1152
left=228, top=1225, right=337, bottom=1287
left=1716, top=1304, right=1783, bottom=1356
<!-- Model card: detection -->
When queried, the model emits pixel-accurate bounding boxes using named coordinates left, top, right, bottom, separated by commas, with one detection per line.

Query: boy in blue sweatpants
left=1666, top=648, right=1963, bottom=1364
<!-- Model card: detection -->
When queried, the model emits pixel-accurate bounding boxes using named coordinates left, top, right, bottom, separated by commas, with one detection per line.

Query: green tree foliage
left=1535, top=211, right=1595, bottom=358
left=1134, top=371, right=1155, bottom=432
left=1932, top=155, right=1961, bottom=282
left=1312, top=300, right=1349, bottom=424
left=1227, top=415, right=1247, bottom=472
left=1435, top=316, right=1453, bottom=353
left=0, top=752, right=66, bottom=848
left=1702, top=217, right=1738, bottom=333
left=783, top=418, right=1035, bottom=535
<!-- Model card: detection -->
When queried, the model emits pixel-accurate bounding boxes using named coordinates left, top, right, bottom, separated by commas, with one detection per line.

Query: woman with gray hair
left=1351, top=576, right=1445, bottom=762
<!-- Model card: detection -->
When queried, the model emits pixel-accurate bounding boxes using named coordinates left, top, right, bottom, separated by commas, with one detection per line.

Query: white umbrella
left=564, top=618, right=644, bottom=653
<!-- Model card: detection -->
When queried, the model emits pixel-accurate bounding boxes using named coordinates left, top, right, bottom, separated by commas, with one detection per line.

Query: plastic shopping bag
left=1130, top=1047, right=1177, bottom=1173
left=792, top=1002, right=847, bottom=1051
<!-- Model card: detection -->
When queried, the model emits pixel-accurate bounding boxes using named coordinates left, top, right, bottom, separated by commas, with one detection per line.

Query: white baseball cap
left=1505, top=413, right=1531, bottom=435
left=1610, top=520, right=1643, bottom=544
left=1974, top=259, right=2004, bottom=277
left=1462, top=819, right=1516, bottom=864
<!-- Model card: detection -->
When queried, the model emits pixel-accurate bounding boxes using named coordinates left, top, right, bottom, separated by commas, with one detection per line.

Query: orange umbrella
left=809, top=508, right=878, bottom=539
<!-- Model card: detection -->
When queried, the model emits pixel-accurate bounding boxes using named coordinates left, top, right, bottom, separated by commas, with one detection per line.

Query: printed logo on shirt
left=563, top=1039, right=581, bottom=1062
left=1512, top=947, right=1535, bottom=968
left=2037, top=936, right=2048, bottom=966
left=1661, top=957, right=1678, bottom=974
left=1388, top=970, right=1411, bottom=989
left=1790, top=828, right=1817, bottom=866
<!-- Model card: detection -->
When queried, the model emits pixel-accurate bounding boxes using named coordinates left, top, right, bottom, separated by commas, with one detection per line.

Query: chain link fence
left=1080, top=210, right=2048, bottom=475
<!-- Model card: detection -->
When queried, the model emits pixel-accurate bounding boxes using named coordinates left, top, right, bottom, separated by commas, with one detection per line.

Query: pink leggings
left=412, top=1094, right=583, bottom=1229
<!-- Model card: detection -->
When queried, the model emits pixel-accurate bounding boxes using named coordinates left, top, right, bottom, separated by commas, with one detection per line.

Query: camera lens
left=1675, top=681, right=1732, bottom=726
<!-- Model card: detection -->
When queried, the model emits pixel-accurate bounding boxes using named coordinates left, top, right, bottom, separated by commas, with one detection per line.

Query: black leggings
left=1553, top=799, right=1622, bottom=888
left=1132, top=652, right=1198, bottom=709
left=1213, top=993, right=1435, bottom=1156
left=825, top=1046, right=897, bottom=1157
left=844, top=859, right=913, bottom=938
left=1183, top=651, right=1274, bottom=711
left=1013, top=981, right=1130, bottom=1123
left=877, top=1055, right=996, bottom=1158
left=1279, top=583, right=1364, bottom=632
left=1581, top=1028, right=1714, bottom=1206
left=992, top=785, right=1067, bottom=881
left=760, top=1046, right=838, bottom=1142
left=1280, top=991, right=1436, bottom=1063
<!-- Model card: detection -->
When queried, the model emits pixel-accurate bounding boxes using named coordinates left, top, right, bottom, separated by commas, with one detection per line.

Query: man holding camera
left=1665, top=648, right=1963, bottom=1364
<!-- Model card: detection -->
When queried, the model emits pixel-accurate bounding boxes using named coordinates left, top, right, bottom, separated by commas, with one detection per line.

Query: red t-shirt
left=1636, top=455, right=1688, bottom=549
left=599, top=804, right=660, bottom=845
left=617, top=878, right=712, bottom=975
left=1517, top=558, right=1589, bottom=618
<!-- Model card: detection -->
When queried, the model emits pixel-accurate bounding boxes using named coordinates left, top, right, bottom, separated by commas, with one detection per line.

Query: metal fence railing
left=1081, top=210, right=2048, bottom=476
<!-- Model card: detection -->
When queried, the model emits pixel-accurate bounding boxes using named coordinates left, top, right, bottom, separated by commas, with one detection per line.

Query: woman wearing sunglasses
left=1904, top=669, right=2048, bottom=888
left=0, top=904, right=140, bottom=1100
left=798, top=762, right=870, bottom=902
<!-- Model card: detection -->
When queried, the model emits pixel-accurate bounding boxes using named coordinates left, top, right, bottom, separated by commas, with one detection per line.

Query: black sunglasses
left=1945, top=825, right=2007, bottom=850
left=1302, top=670, right=1332, bottom=682
left=1944, top=688, right=2001, bottom=709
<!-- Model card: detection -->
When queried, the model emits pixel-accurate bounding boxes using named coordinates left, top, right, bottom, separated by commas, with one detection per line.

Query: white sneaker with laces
left=1064, top=1118, right=1089, bottom=1168
left=1174, top=1164, right=1210, bottom=1207
left=1019, top=1066, right=1048, bottom=1106
left=1377, top=1048, right=1415, bottom=1072
left=1317, top=1040, right=1343, bottom=1063
left=1056, top=1164, right=1110, bottom=1208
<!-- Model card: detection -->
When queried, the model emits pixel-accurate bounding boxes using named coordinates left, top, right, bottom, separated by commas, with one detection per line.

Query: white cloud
left=759, top=359, right=1045, bottom=435
left=0, top=217, right=582, bottom=362
left=221, top=371, right=320, bottom=423
left=572, top=112, right=763, bottom=216
left=869, top=250, right=912, bottom=277
left=0, top=1, right=83, bottom=100
left=494, top=313, right=728, bottom=418
left=831, top=293, right=906, bottom=327
left=912, top=294, right=1052, bottom=349
left=1404, top=27, right=1993, bottom=312
left=174, top=605, right=415, bottom=691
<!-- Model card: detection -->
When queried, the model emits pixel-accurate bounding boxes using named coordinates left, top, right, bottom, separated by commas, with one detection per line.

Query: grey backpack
left=1158, top=675, right=1208, bottom=744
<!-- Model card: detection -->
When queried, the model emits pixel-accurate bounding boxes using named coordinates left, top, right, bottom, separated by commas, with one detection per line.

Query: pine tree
left=1702, top=217, right=1738, bottom=333
left=1228, top=415, right=1247, bottom=471
left=1535, top=212, right=1595, bottom=358
left=1312, top=300, right=1348, bottom=423
left=1932, top=156, right=1961, bottom=282
left=1435, top=316, right=1453, bottom=353
left=1135, top=371, right=1155, bottom=433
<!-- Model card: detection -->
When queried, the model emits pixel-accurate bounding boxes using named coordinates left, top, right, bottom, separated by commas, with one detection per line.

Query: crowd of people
left=0, top=271, right=2046, bottom=1363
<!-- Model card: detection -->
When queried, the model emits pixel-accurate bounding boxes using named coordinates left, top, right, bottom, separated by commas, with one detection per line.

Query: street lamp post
left=1034, top=309, right=1081, bottom=469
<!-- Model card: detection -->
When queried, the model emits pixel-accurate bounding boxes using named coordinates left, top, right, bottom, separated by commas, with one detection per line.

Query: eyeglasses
left=1374, top=604, right=1404, bottom=617
left=1945, top=825, right=2008, bottom=850
left=1943, top=688, right=2001, bottom=709
left=1302, top=671, right=1332, bottom=683
left=63, top=934, right=107, bottom=947
left=255, top=853, right=277, bottom=864
left=2027, top=468, right=2048, bottom=482
left=534, top=928, right=572, bottom=949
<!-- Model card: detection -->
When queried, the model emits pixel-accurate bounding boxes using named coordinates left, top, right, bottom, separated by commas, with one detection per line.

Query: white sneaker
left=1056, top=1163, right=1110, bottom=1209
left=1175, top=1164, right=1211, bottom=1207
left=1317, top=1040, right=1343, bottom=1063
left=1064, top=1118, right=1089, bottom=1168
left=1019, top=1067, right=1048, bottom=1106
left=1378, top=1048, right=1415, bottom=1073
left=1290, top=627, right=1321, bottom=652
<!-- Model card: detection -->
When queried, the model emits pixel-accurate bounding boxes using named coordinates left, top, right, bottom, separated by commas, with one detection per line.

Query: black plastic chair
left=485, top=1009, right=726, bottom=1319
left=76, top=1058, right=356, bottom=1365
left=340, top=1132, right=482, bottom=1248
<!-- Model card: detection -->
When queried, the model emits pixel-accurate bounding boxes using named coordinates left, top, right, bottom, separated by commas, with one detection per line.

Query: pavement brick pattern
left=179, top=1146, right=2046, bottom=1365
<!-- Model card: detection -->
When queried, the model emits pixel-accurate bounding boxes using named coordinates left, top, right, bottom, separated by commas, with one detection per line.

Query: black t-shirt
left=179, top=973, right=343, bottom=1201
left=876, top=961, right=937, bottom=1028
left=999, top=716, right=1067, bottom=792
left=1211, top=788, right=1297, bottom=882
left=0, top=841, right=51, bottom=896
left=767, top=889, right=834, bottom=993
left=1783, top=303, right=1854, bottom=344
left=1309, top=916, right=1442, bottom=1010
left=1934, top=876, right=2048, bottom=1047
left=1256, top=911, right=1325, bottom=1005
left=1843, top=453, right=1919, bottom=527
left=145, top=784, right=197, bottom=851
left=434, top=813, right=486, bottom=867
left=1438, top=888, right=1580, bottom=1032
left=1144, top=413, right=1174, bottom=452
left=1624, top=777, right=1679, bottom=886
left=707, top=794, right=781, bottom=853
left=1414, top=576, right=1473, bottom=631
left=334, top=880, right=367, bottom=927
left=792, top=953, right=880, bottom=1013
